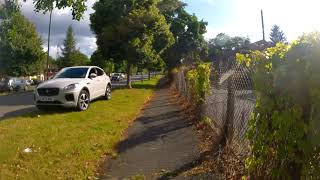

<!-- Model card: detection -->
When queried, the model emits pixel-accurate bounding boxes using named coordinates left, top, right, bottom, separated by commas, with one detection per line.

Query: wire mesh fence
left=172, top=61, right=256, bottom=143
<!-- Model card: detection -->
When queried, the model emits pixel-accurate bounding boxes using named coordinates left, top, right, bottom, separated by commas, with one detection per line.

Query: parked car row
left=110, top=73, right=125, bottom=82
left=0, top=78, right=35, bottom=92
left=0, top=77, right=45, bottom=93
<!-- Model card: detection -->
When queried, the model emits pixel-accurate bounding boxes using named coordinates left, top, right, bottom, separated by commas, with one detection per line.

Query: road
left=205, top=88, right=255, bottom=139
left=0, top=75, right=151, bottom=120
left=0, top=92, right=36, bottom=120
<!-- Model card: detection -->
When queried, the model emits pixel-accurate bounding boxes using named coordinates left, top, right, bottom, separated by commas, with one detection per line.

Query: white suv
left=34, top=66, right=112, bottom=111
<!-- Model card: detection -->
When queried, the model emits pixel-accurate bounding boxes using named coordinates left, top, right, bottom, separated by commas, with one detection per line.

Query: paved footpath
left=100, top=85, right=210, bottom=180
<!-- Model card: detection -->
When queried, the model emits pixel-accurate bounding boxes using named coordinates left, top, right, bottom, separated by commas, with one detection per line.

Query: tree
left=143, top=58, right=165, bottom=80
left=57, top=25, right=88, bottom=68
left=32, top=0, right=208, bottom=70
left=0, top=0, right=20, bottom=20
left=0, top=8, right=45, bottom=77
left=70, top=50, right=89, bottom=65
left=269, top=24, right=287, bottom=45
left=208, top=33, right=250, bottom=71
left=159, top=0, right=208, bottom=68
left=32, top=0, right=86, bottom=20
left=90, top=0, right=174, bottom=88
left=90, top=50, right=114, bottom=74
left=60, top=25, right=76, bottom=66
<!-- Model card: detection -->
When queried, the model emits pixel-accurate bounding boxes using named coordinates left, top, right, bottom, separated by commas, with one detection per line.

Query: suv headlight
left=63, top=83, right=79, bottom=91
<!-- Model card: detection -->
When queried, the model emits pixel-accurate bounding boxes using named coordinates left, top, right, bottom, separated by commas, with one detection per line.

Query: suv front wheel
left=77, top=90, right=90, bottom=111
left=104, top=85, right=111, bottom=100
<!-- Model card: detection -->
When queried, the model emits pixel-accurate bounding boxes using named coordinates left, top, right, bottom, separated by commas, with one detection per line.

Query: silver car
left=5, top=78, right=30, bottom=92
left=34, top=66, right=112, bottom=111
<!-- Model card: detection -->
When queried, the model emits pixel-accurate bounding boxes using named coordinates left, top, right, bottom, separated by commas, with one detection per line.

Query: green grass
left=0, top=77, right=161, bottom=179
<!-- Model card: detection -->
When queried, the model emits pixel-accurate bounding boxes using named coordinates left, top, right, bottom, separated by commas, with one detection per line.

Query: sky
left=20, top=0, right=320, bottom=58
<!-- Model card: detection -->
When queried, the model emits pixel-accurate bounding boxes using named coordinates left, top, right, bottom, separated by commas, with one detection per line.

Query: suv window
left=96, top=68, right=104, bottom=76
left=89, top=68, right=97, bottom=75
left=56, top=68, right=89, bottom=78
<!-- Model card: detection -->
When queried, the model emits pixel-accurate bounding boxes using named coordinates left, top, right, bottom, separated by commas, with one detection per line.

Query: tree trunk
left=141, top=71, right=144, bottom=82
left=148, top=70, right=151, bottom=80
left=126, top=63, right=132, bottom=89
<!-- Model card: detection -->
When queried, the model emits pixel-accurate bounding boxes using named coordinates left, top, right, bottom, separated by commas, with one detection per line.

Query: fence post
left=221, top=76, right=235, bottom=146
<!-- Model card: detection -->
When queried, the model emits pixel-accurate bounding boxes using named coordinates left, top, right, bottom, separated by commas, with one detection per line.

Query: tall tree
left=159, top=0, right=208, bottom=68
left=90, top=0, right=174, bottom=88
left=208, top=33, right=250, bottom=71
left=58, top=25, right=88, bottom=68
left=0, top=6, right=45, bottom=77
left=60, top=25, right=76, bottom=64
left=0, top=0, right=19, bottom=20
left=270, top=24, right=287, bottom=45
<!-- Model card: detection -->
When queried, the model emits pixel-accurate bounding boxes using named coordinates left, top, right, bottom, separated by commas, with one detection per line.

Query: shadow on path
left=100, top=84, right=208, bottom=179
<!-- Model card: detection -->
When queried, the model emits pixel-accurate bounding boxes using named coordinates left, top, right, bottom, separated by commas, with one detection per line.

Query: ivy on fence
left=186, top=63, right=211, bottom=104
left=237, top=32, right=320, bottom=179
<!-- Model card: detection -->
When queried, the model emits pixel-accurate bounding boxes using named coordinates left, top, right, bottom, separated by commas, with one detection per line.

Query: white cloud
left=21, top=0, right=97, bottom=58
left=204, top=0, right=320, bottom=42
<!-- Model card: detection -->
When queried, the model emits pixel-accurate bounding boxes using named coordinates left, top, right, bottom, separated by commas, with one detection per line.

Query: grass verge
left=0, top=77, right=160, bottom=179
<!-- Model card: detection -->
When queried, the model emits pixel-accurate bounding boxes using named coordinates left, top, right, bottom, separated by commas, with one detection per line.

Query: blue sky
left=182, top=0, right=320, bottom=42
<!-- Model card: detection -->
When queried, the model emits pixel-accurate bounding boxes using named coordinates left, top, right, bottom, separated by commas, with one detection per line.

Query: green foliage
left=186, top=63, right=211, bottom=104
left=61, top=26, right=76, bottom=59
left=90, top=50, right=114, bottom=74
left=209, top=33, right=250, bottom=70
left=237, top=32, right=320, bottom=179
left=0, top=0, right=20, bottom=20
left=33, top=0, right=87, bottom=20
left=90, top=0, right=174, bottom=88
left=269, top=24, right=287, bottom=45
left=202, top=116, right=213, bottom=126
left=161, top=1, right=208, bottom=68
left=0, top=11, right=45, bottom=76
left=57, top=25, right=88, bottom=68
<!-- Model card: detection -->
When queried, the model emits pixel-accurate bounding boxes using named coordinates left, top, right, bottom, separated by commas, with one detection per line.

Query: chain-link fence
left=172, top=62, right=256, bottom=143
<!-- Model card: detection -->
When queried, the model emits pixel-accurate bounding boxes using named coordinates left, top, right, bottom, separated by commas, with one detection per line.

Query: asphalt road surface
left=0, top=92, right=36, bottom=120
left=0, top=75, right=151, bottom=120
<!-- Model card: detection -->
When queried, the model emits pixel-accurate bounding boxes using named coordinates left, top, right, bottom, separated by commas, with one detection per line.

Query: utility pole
left=46, top=9, right=53, bottom=80
left=261, top=9, right=265, bottom=41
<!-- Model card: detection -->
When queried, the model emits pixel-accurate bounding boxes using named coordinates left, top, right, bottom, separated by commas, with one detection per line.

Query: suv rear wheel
left=77, top=90, right=90, bottom=111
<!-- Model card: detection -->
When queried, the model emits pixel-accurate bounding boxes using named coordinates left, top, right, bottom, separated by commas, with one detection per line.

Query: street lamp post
left=46, top=9, right=53, bottom=80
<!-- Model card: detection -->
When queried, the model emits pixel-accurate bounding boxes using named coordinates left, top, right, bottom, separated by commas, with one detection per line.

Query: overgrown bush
left=186, top=63, right=211, bottom=104
left=237, top=32, right=320, bottom=179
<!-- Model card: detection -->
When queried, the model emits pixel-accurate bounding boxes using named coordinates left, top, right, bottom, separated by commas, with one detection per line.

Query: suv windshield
left=55, top=68, right=88, bottom=79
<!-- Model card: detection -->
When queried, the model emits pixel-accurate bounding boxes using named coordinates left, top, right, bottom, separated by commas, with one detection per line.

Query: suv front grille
left=36, top=100, right=62, bottom=104
left=37, top=88, right=59, bottom=96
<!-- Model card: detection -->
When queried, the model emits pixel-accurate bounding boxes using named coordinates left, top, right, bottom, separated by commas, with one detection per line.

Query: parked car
left=25, top=80, right=33, bottom=86
left=34, top=66, right=112, bottom=111
left=32, top=79, right=44, bottom=86
left=3, top=78, right=30, bottom=92
left=0, top=79, right=9, bottom=92
left=111, top=73, right=124, bottom=81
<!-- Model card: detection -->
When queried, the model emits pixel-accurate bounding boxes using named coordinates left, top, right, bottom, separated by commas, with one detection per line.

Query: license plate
left=40, top=97, right=54, bottom=102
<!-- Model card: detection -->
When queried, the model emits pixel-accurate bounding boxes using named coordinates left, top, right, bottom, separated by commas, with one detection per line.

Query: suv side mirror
left=89, top=73, right=97, bottom=79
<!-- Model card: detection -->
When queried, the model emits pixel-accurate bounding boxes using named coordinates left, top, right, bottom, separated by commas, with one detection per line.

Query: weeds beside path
left=0, top=77, right=160, bottom=179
